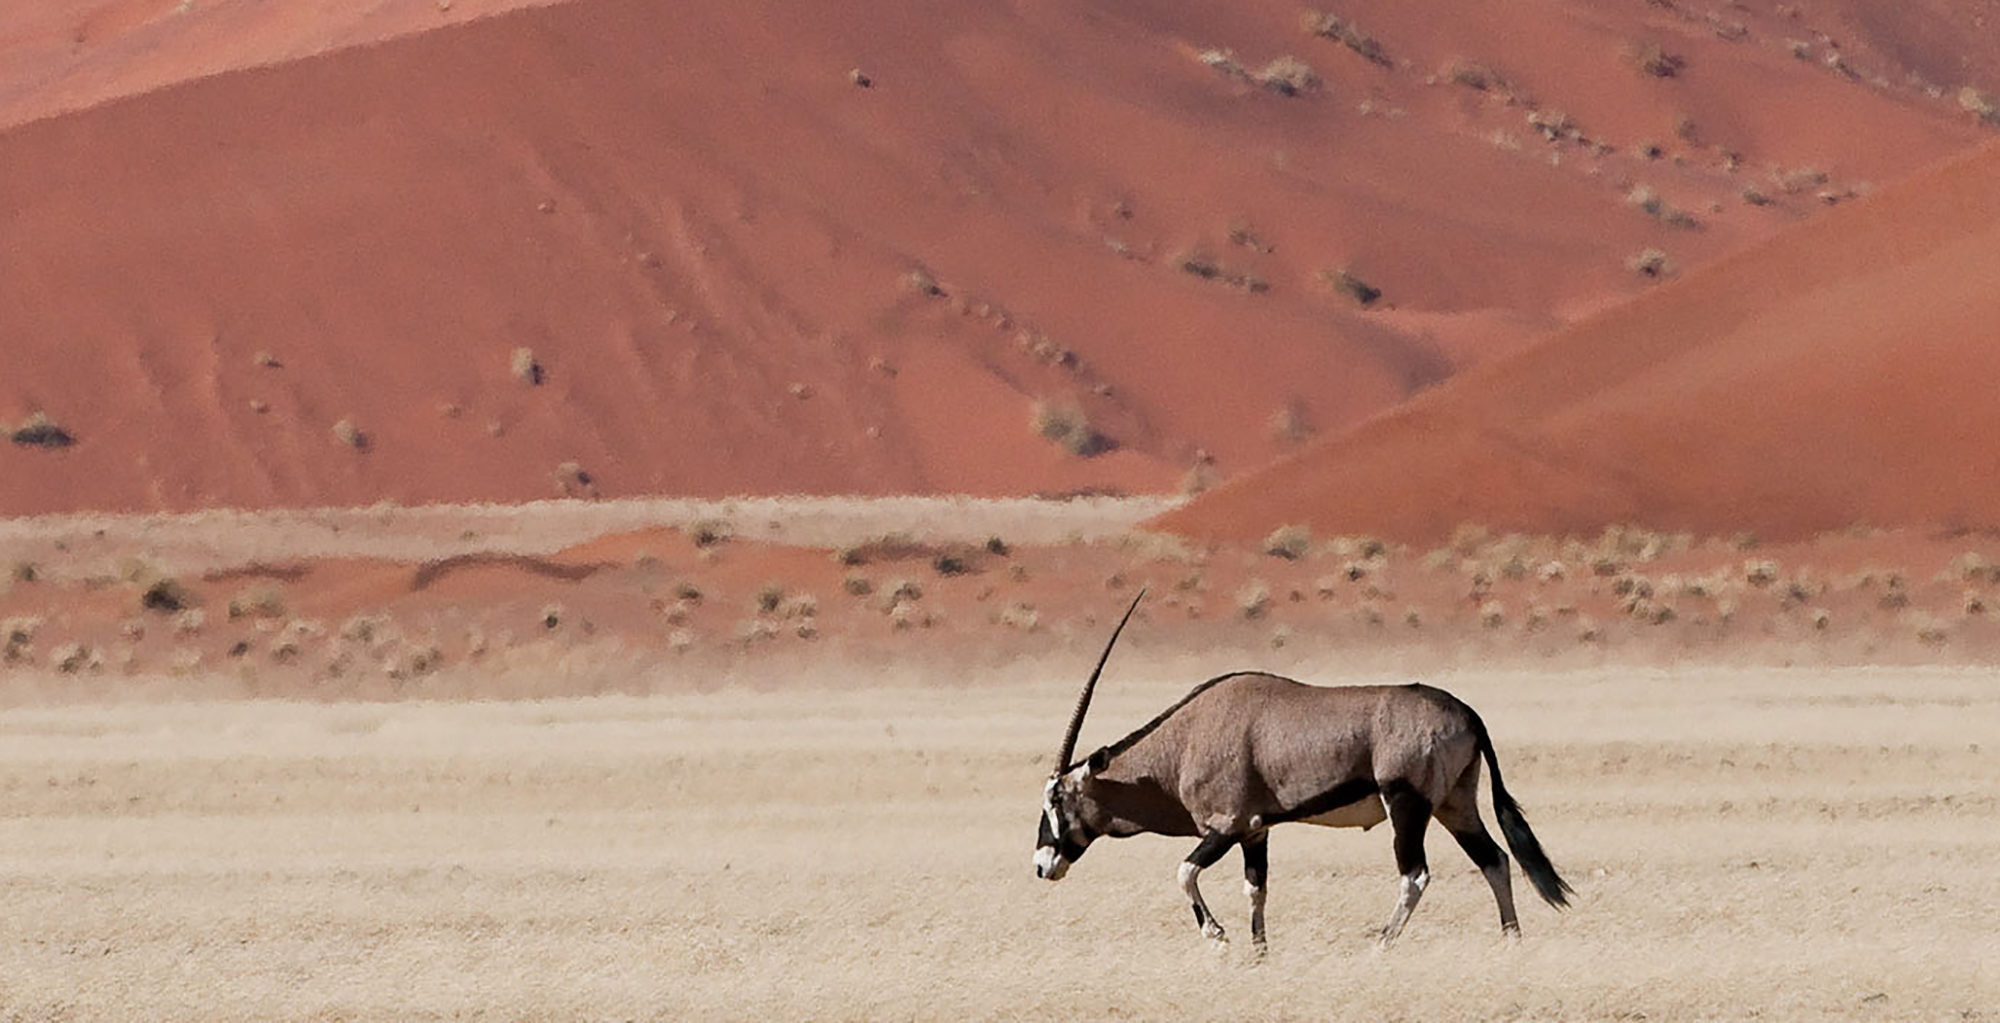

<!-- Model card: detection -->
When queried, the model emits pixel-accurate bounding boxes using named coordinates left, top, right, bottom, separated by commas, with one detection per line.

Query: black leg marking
left=1378, top=780, right=1435, bottom=947
left=1382, top=781, right=1433, bottom=878
left=1191, top=904, right=1208, bottom=927
left=1186, top=831, right=1237, bottom=869
left=1241, top=835, right=1268, bottom=891
left=1451, top=825, right=1505, bottom=869
left=1242, top=833, right=1270, bottom=952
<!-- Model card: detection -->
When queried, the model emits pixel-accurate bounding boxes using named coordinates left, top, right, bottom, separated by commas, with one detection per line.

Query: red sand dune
left=2, top=0, right=1995, bottom=514
left=1151, top=137, right=2000, bottom=545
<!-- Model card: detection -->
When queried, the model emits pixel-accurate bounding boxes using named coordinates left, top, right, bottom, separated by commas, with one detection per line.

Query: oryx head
left=1036, top=590, right=1143, bottom=881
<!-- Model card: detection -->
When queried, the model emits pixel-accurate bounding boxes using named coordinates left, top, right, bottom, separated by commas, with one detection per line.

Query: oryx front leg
left=1179, top=832, right=1238, bottom=944
left=1241, top=833, right=1269, bottom=955
left=1377, top=783, right=1432, bottom=949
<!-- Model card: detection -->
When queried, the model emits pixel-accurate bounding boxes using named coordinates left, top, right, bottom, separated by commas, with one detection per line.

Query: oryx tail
left=1472, top=713, right=1573, bottom=908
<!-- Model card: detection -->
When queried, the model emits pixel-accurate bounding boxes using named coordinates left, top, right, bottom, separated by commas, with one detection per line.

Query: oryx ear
left=1085, top=749, right=1109, bottom=775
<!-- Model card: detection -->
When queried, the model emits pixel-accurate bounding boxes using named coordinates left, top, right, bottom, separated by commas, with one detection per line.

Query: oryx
left=1035, top=592, right=1571, bottom=950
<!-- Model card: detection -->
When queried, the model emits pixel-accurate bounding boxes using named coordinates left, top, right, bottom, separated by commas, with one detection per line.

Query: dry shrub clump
left=1960, top=86, right=2000, bottom=126
left=1256, top=56, right=1321, bottom=96
left=1263, top=525, right=1312, bottom=561
left=509, top=347, right=543, bottom=385
left=1300, top=10, right=1391, bottom=67
left=1319, top=268, right=1382, bottom=306
left=331, top=418, right=367, bottom=450
left=1196, top=48, right=1249, bottom=81
left=1631, top=43, right=1686, bottom=78
left=9, top=412, right=75, bottom=448
left=687, top=519, right=733, bottom=548
left=1031, top=401, right=1110, bottom=457
left=1177, top=252, right=1268, bottom=293
left=1626, top=248, right=1674, bottom=278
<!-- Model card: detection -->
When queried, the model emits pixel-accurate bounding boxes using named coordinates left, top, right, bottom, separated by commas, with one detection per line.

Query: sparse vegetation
left=903, top=269, right=945, bottom=297
left=1269, top=405, right=1312, bottom=445
left=1320, top=268, right=1382, bottom=306
left=1030, top=401, right=1110, bottom=457
left=9, top=412, right=74, bottom=449
left=1196, top=48, right=1249, bottom=81
left=1626, top=186, right=1699, bottom=228
left=755, top=583, right=786, bottom=614
left=1631, top=43, right=1686, bottom=78
left=1959, top=86, right=2000, bottom=126
left=688, top=519, right=733, bottom=548
left=227, top=585, right=286, bottom=621
left=1300, top=10, right=1391, bottom=67
left=1236, top=581, right=1273, bottom=620
left=332, top=418, right=367, bottom=450
left=1177, top=252, right=1268, bottom=293
left=1263, top=525, right=1313, bottom=561
left=1626, top=248, right=1674, bottom=278
left=1255, top=56, right=1321, bottom=96
left=510, top=347, right=543, bottom=385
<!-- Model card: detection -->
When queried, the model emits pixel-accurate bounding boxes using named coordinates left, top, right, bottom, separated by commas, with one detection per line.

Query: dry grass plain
left=0, top=660, right=1994, bottom=1021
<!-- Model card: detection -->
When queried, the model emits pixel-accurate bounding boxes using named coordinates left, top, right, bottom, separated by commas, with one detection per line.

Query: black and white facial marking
left=1034, top=769, right=1097, bottom=880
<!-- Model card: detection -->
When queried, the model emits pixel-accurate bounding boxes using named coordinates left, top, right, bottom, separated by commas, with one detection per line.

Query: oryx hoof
left=1201, top=922, right=1228, bottom=944
left=1249, top=938, right=1268, bottom=964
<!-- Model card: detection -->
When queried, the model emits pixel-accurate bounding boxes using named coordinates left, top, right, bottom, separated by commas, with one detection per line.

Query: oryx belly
left=1297, top=794, right=1387, bottom=830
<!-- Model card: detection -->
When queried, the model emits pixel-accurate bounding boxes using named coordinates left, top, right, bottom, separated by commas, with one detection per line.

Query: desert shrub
left=9, top=412, right=74, bottom=448
left=227, top=584, right=287, bottom=620
left=1300, top=10, right=1391, bottom=67
left=1269, top=405, right=1312, bottom=445
left=138, top=574, right=193, bottom=613
left=510, top=347, right=543, bottom=385
left=1959, top=86, right=2000, bottom=126
left=688, top=519, right=733, bottom=547
left=903, top=269, right=944, bottom=297
left=331, top=418, right=367, bottom=450
left=1263, top=525, right=1312, bottom=560
left=997, top=602, right=1039, bottom=631
left=755, top=583, right=785, bottom=614
left=984, top=536, right=1010, bottom=556
left=1196, top=49, right=1249, bottom=81
left=1321, top=268, right=1381, bottom=306
left=842, top=574, right=874, bottom=597
left=1031, top=401, right=1110, bottom=457
left=1236, top=582, right=1272, bottom=619
left=932, top=551, right=971, bottom=576
left=1256, top=56, right=1320, bottom=96
left=1632, top=43, right=1685, bottom=77
left=1626, top=248, right=1673, bottom=278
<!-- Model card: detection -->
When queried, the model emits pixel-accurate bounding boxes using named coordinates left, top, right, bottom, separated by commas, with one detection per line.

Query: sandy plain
left=0, top=659, right=1993, bottom=1021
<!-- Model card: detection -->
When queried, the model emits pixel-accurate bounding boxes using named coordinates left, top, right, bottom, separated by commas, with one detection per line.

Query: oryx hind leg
left=1241, top=833, right=1269, bottom=955
left=1179, top=832, right=1238, bottom=944
left=1435, top=774, right=1519, bottom=936
left=1376, top=781, right=1431, bottom=949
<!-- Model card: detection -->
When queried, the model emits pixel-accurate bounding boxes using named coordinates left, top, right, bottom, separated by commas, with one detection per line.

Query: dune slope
left=1, top=0, right=1993, bottom=513
left=1152, top=138, right=2000, bottom=544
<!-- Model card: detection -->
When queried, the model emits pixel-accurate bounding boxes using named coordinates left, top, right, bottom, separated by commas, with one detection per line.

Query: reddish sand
left=3, top=0, right=1994, bottom=514
left=1152, top=137, right=2000, bottom=545
left=12, top=508, right=2000, bottom=702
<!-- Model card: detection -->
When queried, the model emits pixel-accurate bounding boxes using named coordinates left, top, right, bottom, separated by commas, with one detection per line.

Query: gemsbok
left=1034, top=592, right=1572, bottom=951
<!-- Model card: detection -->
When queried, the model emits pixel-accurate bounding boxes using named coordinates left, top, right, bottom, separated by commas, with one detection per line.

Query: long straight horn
left=1054, top=589, right=1146, bottom=773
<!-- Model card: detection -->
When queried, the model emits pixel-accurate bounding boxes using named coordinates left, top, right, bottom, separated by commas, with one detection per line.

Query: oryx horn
left=1055, top=589, right=1146, bottom=772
